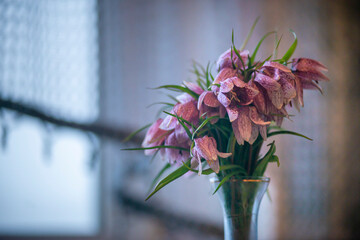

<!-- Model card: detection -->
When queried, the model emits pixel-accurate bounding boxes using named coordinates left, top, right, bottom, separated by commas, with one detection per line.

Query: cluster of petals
left=249, top=61, right=297, bottom=125
left=212, top=49, right=273, bottom=144
left=143, top=48, right=328, bottom=169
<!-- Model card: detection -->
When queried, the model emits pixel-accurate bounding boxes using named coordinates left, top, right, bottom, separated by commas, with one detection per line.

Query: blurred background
left=0, top=0, right=359, bottom=239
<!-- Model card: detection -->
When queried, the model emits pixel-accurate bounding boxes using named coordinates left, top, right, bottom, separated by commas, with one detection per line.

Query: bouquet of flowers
left=124, top=22, right=328, bottom=201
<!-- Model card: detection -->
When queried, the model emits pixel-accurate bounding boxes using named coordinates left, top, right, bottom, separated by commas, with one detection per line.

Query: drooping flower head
left=142, top=119, right=170, bottom=155
left=159, top=101, right=199, bottom=132
left=163, top=131, right=190, bottom=165
left=197, top=91, right=226, bottom=123
left=216, top=48, right=249, bottom=71
left=191, top=136, right=232, bottom=174
left=247, top=61, right=297, bottom=125
left=159, top=99, right=199, bottom=164
left=291, top=58, right=329, bottom=108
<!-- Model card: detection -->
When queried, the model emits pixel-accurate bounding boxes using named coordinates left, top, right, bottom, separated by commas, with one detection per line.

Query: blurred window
left=0, top=0, right=99, bottom=236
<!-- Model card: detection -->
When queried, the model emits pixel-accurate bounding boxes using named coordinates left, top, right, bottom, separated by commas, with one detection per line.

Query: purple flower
left=216, top=48, right=249, bottom=71
left=191, top=136, right=232, bottom=174
left=218, top=77, right=259, bottom=106
left=197, top=91, right=226, bottom=123
left=142, top=119, right=170, bottom=155
left=256, top=61, right=297, bottom=109
left=216, top=76, right=259, bottom=122
left=159, top=101, right=199, bottom=131
left=231, top=106, right=270, bottom=145
left=291, top=58, right=328, bottom=108
left=163, top=132, right=190, bottom=165
left=212, top=68, right=239, bottom=91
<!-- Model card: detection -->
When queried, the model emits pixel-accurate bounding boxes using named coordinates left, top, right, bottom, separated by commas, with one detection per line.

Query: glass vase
left=210, top=177, right=270, bottom=240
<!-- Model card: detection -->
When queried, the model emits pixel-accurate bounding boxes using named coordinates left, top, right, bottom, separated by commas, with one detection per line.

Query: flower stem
left=247, top=145, right=253, bottom=175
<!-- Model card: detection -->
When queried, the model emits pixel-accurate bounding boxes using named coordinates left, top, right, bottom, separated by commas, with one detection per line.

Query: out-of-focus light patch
left=0, top=118, right=99, bottom=235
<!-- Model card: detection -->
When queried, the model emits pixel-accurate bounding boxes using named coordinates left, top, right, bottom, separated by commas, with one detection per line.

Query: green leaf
left=146, top=160, right=190, bottom=200
left=269, top=155, right=280, bottom=167
left=156, top=105, right=173, bottom=118
left=251, top=31, right=276, bottom=64
left=167, top=94, right=180, bottom=103
left=253, top=141, right=276, bottom=176
left=146, top=102, right=174, bottom=108
left=232, top=28, right=234, bottom=45
left=232, top=46, right=245, bottom=75
left=268, top=130, right=312, bottom=141
left=122, top=145, right=190, bottom=152
left=153, top=85, right=199, bottom=99
left=183, top=163, right=246, bottom=176
left=205, top=62, right=211, bottom=87
left=163, top=111, right=196, bottom=129
left=281, top=30, right=297, bottom=63
left=192, top=116, right=220, bottom=140
left=122, top=123, right=151, bottom=143
left=174, top=113, right=192, bottom=139
left=273, top=34, right=283, bottom=59
left=230, top=47, right=236, bottom=69
left=213, top=170, right=246, bottom=194
left=148, top=163, right=171, bottom=194
left=240, top=16, right=260, bottom=51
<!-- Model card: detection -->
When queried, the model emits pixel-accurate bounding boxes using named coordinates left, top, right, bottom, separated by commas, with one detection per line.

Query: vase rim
left=209, top=176, right=270, bottom=183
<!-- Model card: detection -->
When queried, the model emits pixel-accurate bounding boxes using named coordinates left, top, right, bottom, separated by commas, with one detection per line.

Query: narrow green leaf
left=281, top=30, right=297, bottom=63
left=213, top=170, right=246, bottom=194
left=150, top=149, right=160, bottom=163
left=192, top=116, right=220, bottom=139
left=163, top=111, right=196, bottom=129
left=174, top=113, right=192, bottom=139
left=209, top=72, right=214, bottom=82
left=268, top=130, right=312, bottom=141
left=122, top=145, right=190, bottom=152
left=230, top=47, right=236, bottom=69
left=269, top=155, right=280, bottom=167
left=273, top=34, right=283, bottom=59
left=122, top=123, right=151, bottom=143
left=251, top=31, right=276, bottom=64
left=205, top=62, right=210, bottom=87
left=156, top=105, right=173, bottom=118
left=148, top=163, right=171, bottom=194
left=220, top=164, right=247, bottom=173
left=232, top=29, right=234, bottom=44
left=146, top=102, right=174, bottom=108
left=183, top=163, right=246, bottom=176
left=240, top=16, right=260, bottom=51
left=167, top=94, right=180, bottom=103
left=146, top=160, right=190, bottom=200
left=253, top=141, right=276, bottom=176
left=233, top=46, right=246, bottom=72
left=153, top=85, right=199, bottom=99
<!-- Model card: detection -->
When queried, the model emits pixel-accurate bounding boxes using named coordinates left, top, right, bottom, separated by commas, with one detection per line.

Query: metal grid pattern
left=0, top=0, right=99, bottom=122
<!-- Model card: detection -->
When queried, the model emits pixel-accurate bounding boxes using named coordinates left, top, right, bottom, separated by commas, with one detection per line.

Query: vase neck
left=211, top=177, right=269, bottom=240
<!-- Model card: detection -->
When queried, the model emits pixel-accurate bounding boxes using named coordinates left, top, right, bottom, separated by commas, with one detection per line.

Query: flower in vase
left=191, top=136, right=232, bottom=174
